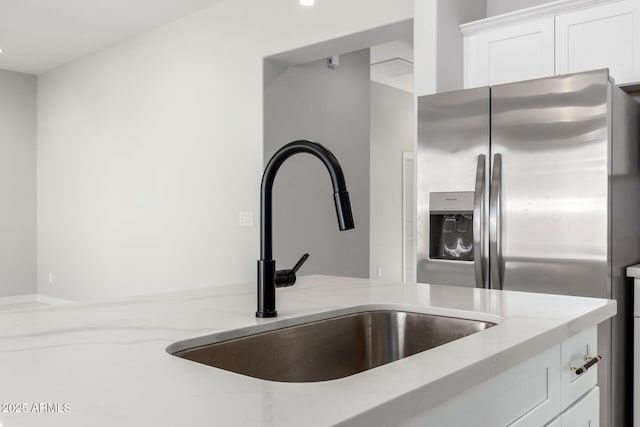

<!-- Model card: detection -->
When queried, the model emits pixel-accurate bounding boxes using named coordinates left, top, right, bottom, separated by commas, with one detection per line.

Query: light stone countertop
left=0, top=275, right=615, bottom=427
left=627, top=265, right=640, bottom=317
left=627, top=264, right=640, bottom=278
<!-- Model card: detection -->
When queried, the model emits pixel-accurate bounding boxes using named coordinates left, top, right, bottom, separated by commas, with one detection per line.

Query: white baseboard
left=0, top=293, right=75, bottom=306
left=36, top=294, right=75, bottom=305
left=0, top=294, right=38, bottom=305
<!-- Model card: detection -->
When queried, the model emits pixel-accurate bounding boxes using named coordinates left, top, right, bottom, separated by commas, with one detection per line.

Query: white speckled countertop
left=0, top=276, right=615, bottom=427
left=627, top=264, right=640, bottom=278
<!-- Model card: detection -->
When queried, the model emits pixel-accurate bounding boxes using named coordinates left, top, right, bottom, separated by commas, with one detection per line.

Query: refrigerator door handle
left=473, top=154, right=486, bottom=288
left=489, top=153, right=503, bottom=289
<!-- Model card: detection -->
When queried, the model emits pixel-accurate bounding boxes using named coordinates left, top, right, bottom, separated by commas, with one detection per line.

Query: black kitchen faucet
left=256, top=140, right=354, bottom=318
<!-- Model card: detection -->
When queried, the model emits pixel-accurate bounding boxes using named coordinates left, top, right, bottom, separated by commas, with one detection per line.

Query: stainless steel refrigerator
left=416, top=69, right=640, bottom=427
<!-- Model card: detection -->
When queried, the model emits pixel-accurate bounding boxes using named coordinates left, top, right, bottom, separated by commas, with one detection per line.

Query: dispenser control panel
left=429, top=192, right=474, bottom=213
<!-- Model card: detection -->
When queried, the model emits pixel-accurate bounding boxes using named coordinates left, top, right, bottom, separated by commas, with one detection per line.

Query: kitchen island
left=0, top=276, right=615, bottom=426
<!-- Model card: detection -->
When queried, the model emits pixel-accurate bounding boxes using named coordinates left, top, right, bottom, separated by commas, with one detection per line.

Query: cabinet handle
left=571, top=355, right=602, bottom=376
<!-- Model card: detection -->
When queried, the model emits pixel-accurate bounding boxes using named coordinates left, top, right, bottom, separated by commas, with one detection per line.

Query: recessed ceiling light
left=300, top=0, right=314, bottom=6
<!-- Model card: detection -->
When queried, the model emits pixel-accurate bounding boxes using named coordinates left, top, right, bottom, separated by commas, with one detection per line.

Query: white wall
left=264, top=50, right=371, bottom=278
left=487, top=0, right=554, bottom=16
left=415, top=0, right=439, bottom=96
left=0, top=70, right=37, bottom=297
left=36, top=0, right=413, bottom=301
left=369, top=82, right=414, bottom=281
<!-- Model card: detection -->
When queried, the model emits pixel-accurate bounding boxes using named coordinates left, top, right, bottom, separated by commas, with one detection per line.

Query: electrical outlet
left=377, top=267, right=383, bottom=277
left=48, top=273, right=54, bottom=284
left=238, top=211, right=253, bottom=227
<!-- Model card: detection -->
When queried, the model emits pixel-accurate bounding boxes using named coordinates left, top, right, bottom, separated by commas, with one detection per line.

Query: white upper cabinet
left=462, top=0, right=640, bottom=88
left=556, top=0, right=640, bottom=84
left=465, top=17, right=555, bottom=88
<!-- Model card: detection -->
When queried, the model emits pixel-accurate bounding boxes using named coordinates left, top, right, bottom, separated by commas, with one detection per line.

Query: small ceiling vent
left=370, top=57, right=414, bottom=78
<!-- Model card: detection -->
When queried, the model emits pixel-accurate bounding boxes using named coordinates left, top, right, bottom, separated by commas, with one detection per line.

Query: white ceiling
left=0, top=0, right=224, bottom=75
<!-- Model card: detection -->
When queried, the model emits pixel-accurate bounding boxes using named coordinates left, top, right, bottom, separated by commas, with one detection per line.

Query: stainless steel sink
left=168, top=309, right=496, bottom=382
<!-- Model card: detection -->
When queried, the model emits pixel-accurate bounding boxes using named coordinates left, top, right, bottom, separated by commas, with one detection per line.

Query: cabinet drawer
left=544, top=387, right=600, bottom=427
left=634, top=281, right=640, bottom=316
left=545, top=415, right=562, bottom=427
left=561, top=327, right=598, bottom=411
left=562, top=387, right=599, bottom=427
left=635, top=319, right=639, bottom=427
left=400, top=327, right=601, bottom=427
left=400, top=345, right=562, bottom=427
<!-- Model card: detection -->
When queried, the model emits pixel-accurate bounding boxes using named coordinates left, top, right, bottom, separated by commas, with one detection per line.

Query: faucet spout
left=257, top=140, right=355, bottom=318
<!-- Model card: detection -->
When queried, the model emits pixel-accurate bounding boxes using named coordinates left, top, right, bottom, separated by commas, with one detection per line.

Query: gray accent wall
left=415, top=0, right=487, bottom=96
left=0, top=69, right=36, bottom=297
left=438, top=0, right=487, bottom=93
left=264, top=49, right=370, bottom=278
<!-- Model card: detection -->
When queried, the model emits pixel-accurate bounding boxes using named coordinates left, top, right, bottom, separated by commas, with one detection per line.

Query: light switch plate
left=238, top=211, right=253, bottom=227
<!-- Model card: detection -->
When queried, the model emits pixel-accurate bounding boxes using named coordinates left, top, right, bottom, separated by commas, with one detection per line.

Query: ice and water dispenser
left=429, top=192, right=474, bottom=261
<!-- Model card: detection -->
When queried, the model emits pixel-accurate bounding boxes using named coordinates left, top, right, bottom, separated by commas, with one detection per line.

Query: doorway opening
left=263, top=20, right=415, bottom=283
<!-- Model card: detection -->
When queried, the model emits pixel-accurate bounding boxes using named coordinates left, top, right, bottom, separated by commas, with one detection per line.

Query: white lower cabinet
left=562, top=387, right=600, bottom=427
left=398, top=327, right=599, bottom=427
left=636, top=317, right=640, bottom=427
left=546, top=416, right=562, bottom=427
left=560, top=328, right=599, bottom=410
left=635, top=312, right=640, bottom=426
left=546, top=387, right=600, bottom=427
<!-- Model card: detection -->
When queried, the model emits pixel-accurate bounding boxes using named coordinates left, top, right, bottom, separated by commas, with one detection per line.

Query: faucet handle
left=292, top=253, right=309, bottom=273
left=275, top=253, right=309, bottom=288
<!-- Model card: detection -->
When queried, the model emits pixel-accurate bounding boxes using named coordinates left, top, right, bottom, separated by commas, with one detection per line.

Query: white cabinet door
left=556, top=0, right=640, bottom=85
left=560, top=327, right=598, bottom=411
left=561, top=387, right=599, bottom=427
left=399, top=345, right=562, bottom=427
left=635, top=318, right=640, bottom=427
left=546, top=416, right=562, bottom=427
left=464, top=17, right=555, bottom=88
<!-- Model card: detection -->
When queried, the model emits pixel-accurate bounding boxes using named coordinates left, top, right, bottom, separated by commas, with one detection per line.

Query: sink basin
left=168, top=308, right=496, bottom=382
